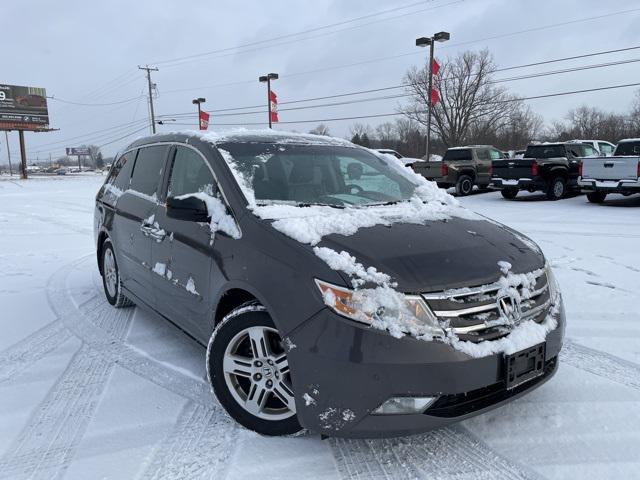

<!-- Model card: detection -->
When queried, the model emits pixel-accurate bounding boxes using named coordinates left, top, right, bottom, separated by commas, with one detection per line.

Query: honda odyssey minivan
left=94, top=131, right=565, bottom=438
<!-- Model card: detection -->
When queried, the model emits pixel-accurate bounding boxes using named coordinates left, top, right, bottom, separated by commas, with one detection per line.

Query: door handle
left=140, top=224, right=154, bottom=236
left=149, top=228, right=166, bottom=242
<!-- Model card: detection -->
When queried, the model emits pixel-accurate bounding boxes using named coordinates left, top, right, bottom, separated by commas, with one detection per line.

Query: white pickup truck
left=578, top=139, right=640, bottom=203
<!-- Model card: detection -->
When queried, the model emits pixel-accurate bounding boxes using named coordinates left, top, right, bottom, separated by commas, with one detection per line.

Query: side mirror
left=166, top=196, right=209, bottom=222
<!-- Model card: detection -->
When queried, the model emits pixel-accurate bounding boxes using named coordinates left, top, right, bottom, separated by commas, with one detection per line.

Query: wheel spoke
left=244, top=383, right=270, bottom=416
left=248, top=327, right=271, bottom=358
left=273, top=381, right=296, bottom=413
left=223, top=354, right=253, bottom=378
left=274, top=353, right=289, bottom=375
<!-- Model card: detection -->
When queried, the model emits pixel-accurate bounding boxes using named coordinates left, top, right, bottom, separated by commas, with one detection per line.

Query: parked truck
left=411, top=145, right=503, bottom=196
left=491, top=142, right=598, bottom=200
left=578, top=138, right=640, bottom=203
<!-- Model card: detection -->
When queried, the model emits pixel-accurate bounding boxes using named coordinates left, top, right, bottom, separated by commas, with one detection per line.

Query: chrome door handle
left=149, top=228, right=166, bottom=242
left=140, top=224, right=154, bottom=236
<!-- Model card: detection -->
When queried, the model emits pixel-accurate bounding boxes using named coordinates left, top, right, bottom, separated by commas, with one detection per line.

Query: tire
left=207, top=305, right=302, bottom=436
left=546, top=176, right=566, bottom=201
left=501, top=188, right=518, bottom=199
left=455, top=175, right=474, bottom=196
left=587, top=191, right=607, bottom=203
left=101, top=238, right=134, bottom=308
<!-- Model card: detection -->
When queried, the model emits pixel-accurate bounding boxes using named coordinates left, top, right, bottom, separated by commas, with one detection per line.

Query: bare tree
left=349, top=123, right=374, bottom=139
left=402, top=49, right=521, bottom=148
left=375, top=122, right=396, bottom=148
left=309, top=123, right=330, bottom=136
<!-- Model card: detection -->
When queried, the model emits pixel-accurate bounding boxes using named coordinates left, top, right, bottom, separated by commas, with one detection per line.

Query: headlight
left=545, top=263, right=560, bottom=300
left=315, top=279, right=444, bottom=339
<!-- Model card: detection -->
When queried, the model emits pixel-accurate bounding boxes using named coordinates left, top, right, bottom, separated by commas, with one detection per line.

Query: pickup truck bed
left=579, top=155, right=640, bottom=202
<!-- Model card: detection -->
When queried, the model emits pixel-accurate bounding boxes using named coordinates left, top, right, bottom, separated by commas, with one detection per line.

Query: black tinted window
left=525, top=145, right=565, bottom=158
left=168, top=146, right=216, bottom=197
left=130, top=145, right=168, bottom=197
left=108, top=150, right=135, bottom=190
left=444, top=149, right=472, bottom=161
left=615, top=141, right=640, bottom=156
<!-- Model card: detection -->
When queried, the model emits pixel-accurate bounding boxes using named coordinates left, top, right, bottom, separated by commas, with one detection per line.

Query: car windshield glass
left=217, top=142, right=418, bottom=207
left=615, top=142, right=640, bottom=156
left=525, top=145, right=565, bottom=158
left=443, top=149, right=472, bottom=161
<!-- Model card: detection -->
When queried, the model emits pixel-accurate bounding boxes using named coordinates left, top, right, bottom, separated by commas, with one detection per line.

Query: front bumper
left=579, top=177, right=640, bottom=193
left=286, top=302, right=565, bottom=438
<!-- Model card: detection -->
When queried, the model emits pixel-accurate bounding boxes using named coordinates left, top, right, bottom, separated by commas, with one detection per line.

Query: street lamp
left=416, top=31, right=450, bottom=160
left=258, top=73, right=279, bottom=128
left=192, top=97, right=206, bottom=129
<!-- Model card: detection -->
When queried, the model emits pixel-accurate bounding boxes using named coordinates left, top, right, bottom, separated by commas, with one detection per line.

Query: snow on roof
left=170, top=128, right=356, bottom=147
left=617, top=138, right=640, bottom=143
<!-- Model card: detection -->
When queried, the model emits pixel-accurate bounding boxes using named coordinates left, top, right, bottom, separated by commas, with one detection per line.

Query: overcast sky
left=3, top=0, right=639, bottom=161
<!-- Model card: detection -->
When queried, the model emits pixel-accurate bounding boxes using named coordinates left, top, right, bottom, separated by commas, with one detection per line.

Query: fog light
left=372, top=396, right=437, bottom=415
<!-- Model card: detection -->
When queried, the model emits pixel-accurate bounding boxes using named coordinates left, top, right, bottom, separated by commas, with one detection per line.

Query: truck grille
left=423, top=270, right=550, bottom=343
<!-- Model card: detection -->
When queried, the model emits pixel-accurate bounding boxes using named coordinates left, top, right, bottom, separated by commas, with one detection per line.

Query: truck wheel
left=546, top=177, right=566, bottom=201
left=587, top=191, right=607, bottom=203
left=501, top=188, right=518, bottom=200
left=455, top=175, right=474, bottom=196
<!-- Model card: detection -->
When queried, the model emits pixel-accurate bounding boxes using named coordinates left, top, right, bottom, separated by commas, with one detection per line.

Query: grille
left=423, top=270, right=550, bottom=343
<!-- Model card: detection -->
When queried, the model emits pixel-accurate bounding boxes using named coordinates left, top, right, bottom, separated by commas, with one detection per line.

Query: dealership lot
left=0, top=175, right=639, bottom=479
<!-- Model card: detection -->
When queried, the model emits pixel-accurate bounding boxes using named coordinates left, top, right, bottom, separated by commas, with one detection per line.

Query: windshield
left=524, top=145, right=565, bottom=158
left=217, top=142, right=419, bottom=207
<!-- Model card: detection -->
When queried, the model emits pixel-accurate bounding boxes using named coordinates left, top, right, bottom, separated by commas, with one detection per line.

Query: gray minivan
left=95, top=131, right=565, bottom=438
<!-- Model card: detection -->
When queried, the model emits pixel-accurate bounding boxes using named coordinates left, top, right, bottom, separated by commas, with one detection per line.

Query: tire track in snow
left=561, top=339, right=640, bottom=391
left=330, top=425, right=543, bottom=480
left=0, top=321, right=70, bottom=383
left=47, top=258, right=212, bottom=406
left=139, top=401, right=238, bottom=480
left=0, top=305, right=132, bottom=480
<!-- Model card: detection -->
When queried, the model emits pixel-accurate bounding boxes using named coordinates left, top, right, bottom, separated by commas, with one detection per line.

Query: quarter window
left=130, top=145, right=169, bottom=197
left=108, top=150, right=136, bottom=190
left=168, top=146, right=216, bottom=197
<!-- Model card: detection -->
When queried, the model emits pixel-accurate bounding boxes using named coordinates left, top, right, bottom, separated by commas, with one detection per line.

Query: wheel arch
left=96, top=230, right=109, bottom=275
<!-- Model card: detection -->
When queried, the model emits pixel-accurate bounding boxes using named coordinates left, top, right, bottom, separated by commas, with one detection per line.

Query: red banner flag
left=431, top=58, right=440, bottom=76
left=199, top=110, right=210, bottom=130
left=430, top=88, right=440, bottom=105
left=269, top=90, right=279, bottom=123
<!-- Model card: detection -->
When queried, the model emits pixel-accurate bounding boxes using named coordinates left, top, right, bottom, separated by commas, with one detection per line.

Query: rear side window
left=525, top=145, right=565, bottom=158
left=444, top=149, right=472, bottom=161
left=168, top=146, right=216, bottom=197
left=130, top=145, right=169, bottom=197
left=489, top=149, right=503, bottom=160
left=107, top=150, right=136, bottom=190
left=476, top=149, right=489, bottom=160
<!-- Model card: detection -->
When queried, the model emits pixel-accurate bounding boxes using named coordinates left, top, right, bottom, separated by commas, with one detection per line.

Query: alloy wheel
left=222, top=326, right=296, bottom=421
left=103, top=248, right=118, bottom=298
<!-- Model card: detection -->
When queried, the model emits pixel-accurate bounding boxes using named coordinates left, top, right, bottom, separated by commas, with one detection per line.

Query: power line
left=47, top=95, right=144, bottom=107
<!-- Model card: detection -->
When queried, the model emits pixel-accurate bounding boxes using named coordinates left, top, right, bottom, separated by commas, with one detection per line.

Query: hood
left=316, top=218, right=544, bottom=293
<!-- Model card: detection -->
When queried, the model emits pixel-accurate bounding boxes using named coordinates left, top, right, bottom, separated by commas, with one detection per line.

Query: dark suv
left=95, top=131, right=565, bottom=438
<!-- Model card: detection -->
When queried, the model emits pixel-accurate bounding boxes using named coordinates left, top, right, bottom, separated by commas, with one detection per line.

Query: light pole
left=259, top=73, right=279, bottom=128
left=192, top=97, right=206, bottom=129
left=416, top=31, right=450, bottom=160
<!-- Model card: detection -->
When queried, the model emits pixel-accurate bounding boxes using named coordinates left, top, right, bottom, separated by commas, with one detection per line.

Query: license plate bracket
left=504, top=343, right=546, bottom=390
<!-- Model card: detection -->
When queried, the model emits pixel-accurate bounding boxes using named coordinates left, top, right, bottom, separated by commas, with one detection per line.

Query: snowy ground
left=0, top=175, right=639, bottom=480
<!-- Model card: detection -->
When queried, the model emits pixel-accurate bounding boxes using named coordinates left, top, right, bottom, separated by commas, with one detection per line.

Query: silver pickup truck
left=578, top=139, right=640, bottom=203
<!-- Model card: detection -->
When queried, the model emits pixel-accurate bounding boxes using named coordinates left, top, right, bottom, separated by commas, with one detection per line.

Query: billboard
left=66, top=147, right=91, bottom=156
left=0, top=84, right=50, bottom=131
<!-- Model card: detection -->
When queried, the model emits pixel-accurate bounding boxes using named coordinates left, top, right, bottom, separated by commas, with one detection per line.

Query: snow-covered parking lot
left=1, top=174, right=639, bottom=480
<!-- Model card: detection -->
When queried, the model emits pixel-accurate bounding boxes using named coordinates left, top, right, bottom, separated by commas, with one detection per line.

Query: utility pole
left=4, top=131, right=12, bottom=176
left=192, top=97, right=206, bottom=129
left=139, top=65, right=159, bottom=134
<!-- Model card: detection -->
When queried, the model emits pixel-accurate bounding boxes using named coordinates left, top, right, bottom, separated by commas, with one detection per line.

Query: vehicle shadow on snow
left=593, top=194, right=640, bottom=208
left=497, top=191, right=584, bottom=202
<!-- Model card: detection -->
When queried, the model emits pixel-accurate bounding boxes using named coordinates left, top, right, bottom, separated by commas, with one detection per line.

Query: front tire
left=207, top=305, right=301, bottom=436
left=587, top=191, right=607, bottom=203
left=101, top=238, right=134, bottom=308
left=546, top=176, right=566, bottom=201
left=455, top=175, right=474, bottom=196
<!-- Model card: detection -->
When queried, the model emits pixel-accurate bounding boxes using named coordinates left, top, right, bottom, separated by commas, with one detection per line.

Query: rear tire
left=101, top=238, right=134, bottom=308
left=587, top=191, right=607, bottom=203
left=455, top=175, right=474, bottom=196
left=207, top=306, right=302, bottom=436
left=546, top=177, right=566, bottom=201
left=501, top=188, right=518, bottom=199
